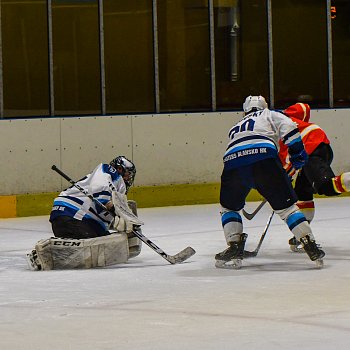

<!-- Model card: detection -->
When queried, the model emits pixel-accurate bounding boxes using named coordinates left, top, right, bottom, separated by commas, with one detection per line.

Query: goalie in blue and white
left=215, top=96, right=325, bottom=269
left=27, top=156, right=143, bottom=270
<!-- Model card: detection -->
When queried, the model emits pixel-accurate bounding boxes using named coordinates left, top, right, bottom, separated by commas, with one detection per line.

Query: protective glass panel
left=52, top=0, right=101, bottom=115
left=214, top=0, right=269, bottom=110
left=2, top=0, right=49, bottom=118
left=158, top=0, right=211, bottom=112
left=104, top=1, right=154, bottom=114
left=332, top=1, right=350, bottom=107
left=272, top=0, right=329, bottom=108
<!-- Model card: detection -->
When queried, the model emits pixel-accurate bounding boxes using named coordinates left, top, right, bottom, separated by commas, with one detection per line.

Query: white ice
left=1, top=197, right=350, bottom=350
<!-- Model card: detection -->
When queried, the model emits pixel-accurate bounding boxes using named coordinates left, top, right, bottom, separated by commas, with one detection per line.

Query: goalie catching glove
left=111, top=191, right=144, bottom=227
left=114, top=216, right=134, bottom=233
left=111, top=193, right=143, bottom=259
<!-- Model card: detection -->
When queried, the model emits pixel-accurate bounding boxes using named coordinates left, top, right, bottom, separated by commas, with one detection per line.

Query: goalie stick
left=243, top=211, right=274, bottom=258
left=51, top=165, right=195, bottom=264
left=242, top=199, right=267, bottom=220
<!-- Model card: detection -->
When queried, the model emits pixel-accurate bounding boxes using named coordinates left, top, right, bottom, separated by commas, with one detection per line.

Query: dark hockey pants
left=220, top=157, right=298, bottom=211
left=294, top=143, right=340, bottom=201
left=51, top=216, right=108, bottom=239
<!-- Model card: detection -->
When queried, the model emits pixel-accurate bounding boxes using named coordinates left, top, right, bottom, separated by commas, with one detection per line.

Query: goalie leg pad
left=29, top=239, right=54, bottom=270
left=32, top=233, right=129, bottom=270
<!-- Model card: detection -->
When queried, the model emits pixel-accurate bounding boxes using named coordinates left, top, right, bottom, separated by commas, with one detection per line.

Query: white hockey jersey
left=50, top=163, right=126, bottom=231
left=223, top=108, right=303, bottom=170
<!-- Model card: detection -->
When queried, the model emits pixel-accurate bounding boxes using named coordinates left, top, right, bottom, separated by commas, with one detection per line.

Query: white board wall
left=0, top=109, right=348, bottom=195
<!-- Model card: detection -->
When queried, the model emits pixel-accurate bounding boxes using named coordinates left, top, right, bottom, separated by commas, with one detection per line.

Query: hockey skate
left=299, top=235, right=325, bottom=268
left=289, top=237, right=304, bottom=253
left=215, top=234, right=247, bottom=269
left=26, top=249, right=42, bottom=271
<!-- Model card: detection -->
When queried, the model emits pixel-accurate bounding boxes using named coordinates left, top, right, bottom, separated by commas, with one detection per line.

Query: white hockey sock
left=221, top=208, right=243, bottom=243
left=275, top=204, right=314, bottom=241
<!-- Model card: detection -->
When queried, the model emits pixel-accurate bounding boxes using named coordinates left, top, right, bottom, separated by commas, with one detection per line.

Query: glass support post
left=267, top=0, right=274, bottom=108
left=209, top=0, right=216, bottom=111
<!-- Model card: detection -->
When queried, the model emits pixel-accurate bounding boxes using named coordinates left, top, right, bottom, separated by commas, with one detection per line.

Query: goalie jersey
left=223, top=108, right=304, bottom=170
left=50, top=163, right=126, bottom=232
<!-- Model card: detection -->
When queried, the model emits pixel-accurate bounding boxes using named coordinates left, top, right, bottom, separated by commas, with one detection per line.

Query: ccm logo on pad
left=53, top=241, right=82, bottom=247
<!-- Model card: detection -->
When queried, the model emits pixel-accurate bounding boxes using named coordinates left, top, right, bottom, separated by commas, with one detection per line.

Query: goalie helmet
left=243, top=95, right=268, bottom=114
left=110, top=156, right=136, bottom=192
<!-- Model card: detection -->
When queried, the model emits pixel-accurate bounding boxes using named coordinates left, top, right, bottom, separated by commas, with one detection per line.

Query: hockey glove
left=105, top=201, right=115, bottom=214
left=290, top=149, right=308, bottom=170
left=114, top=216, right=134, bottom=233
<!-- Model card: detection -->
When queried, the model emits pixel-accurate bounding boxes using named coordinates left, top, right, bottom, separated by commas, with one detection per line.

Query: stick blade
left=166, top=247, right=196, bottom=264
left=243, top=250, right=257, bottom=258
left=242, top=210, right=254, bottom=220
left=242, top=199, right=268, bottom=220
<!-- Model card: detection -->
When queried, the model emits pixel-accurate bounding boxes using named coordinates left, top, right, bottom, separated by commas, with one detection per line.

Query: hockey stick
left=242, top=199, right=267, bottom=220
left=51, top=165, right=195, bottom=264
left=243, top=211, right=274, bottom=258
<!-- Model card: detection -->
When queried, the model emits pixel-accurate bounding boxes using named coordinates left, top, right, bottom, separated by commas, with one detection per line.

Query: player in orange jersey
left=279, top=103, right=350, bottom=251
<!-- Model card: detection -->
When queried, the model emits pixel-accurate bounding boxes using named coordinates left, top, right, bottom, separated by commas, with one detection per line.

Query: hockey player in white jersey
left=215, top=96, right=325, bottom=269
left=49, top=156, right=136, bottom=239
left=27, top=156, right=143, bottom=270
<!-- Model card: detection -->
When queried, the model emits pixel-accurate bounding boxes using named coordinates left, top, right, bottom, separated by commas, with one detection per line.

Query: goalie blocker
left=118, top=200, right=142, bottom=259
left=27, top=200, right=143, bottom=271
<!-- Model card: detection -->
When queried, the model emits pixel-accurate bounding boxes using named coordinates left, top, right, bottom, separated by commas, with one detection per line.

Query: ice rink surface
left=1, top=197, right=350, bottom=350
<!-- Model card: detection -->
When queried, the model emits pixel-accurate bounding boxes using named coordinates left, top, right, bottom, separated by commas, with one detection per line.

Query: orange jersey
left=279, top=103, right=330, bottom=175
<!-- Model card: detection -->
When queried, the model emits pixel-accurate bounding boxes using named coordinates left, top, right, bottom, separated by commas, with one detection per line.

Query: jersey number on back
left=229, top=118, right=255, bottom=139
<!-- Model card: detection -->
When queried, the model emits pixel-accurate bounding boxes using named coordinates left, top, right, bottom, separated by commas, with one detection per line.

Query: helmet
left=110, top=156, right=136, bottom=192
left=284, top=103, right=311, bottom=122
left=243, top=95, right=268, bottom=114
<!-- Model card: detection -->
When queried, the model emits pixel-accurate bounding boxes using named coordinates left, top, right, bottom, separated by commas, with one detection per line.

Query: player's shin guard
left=220, top=208, right=243, bottom=244
left=275, top=204, right=313, bottom=240
left=217, top=208, right=245, bottom=269
left=276, top=204, right=313, bottom=250
left=276, top=204, right=325, bottom=265
left=288, top=200, right=315, bottom=252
